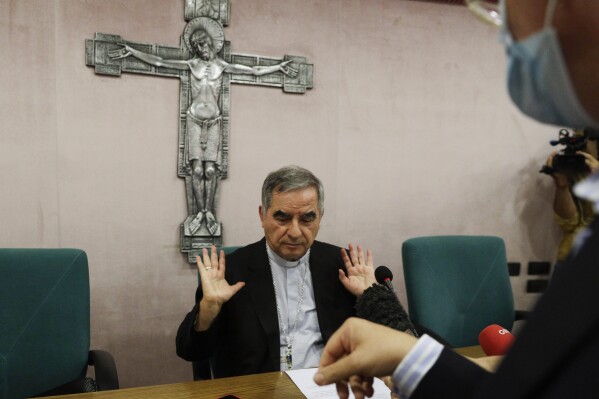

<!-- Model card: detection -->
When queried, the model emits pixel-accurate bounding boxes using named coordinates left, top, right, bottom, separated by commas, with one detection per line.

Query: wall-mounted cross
left=85, top=0, right=313, bottom=262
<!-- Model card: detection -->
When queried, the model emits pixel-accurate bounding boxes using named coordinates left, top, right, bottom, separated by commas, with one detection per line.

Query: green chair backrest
left=221, top=246, right=241, bottom=256
left=402, top=236, right=514, bottom=347
left=0, top=248, right=90, bottom=399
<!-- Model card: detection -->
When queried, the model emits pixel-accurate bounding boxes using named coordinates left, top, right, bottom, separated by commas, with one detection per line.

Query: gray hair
left=261, top=165, right=324, bottom=215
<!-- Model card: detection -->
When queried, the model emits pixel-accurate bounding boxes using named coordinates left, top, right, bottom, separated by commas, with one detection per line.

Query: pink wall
left=1, top=0, right=559, bottom=387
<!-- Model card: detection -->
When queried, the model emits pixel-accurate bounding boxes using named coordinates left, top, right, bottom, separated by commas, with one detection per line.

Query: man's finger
left=336, top=381, right=350, bottom=399
left=196, top=255, right=206, bottom=276
left=200, top=248, right=213, bottom=272
left=361, top=376, right=374, bottom=397
left=210, top=245, right=219, bottom=269
left=366, top=249, right=373, bottom=267
left=357, top=244, right=365, bottom=263
left=218, top=249, right=226, bottom=273
left=349, top=375, right=370, bottom=399
left=230, top=282, right=246, bottom=296
left=315, top=354, right=361, bottom=386
left=341, top=248, right=352, bottom=267
left=338, top=269, right=349, bottom=286
left=348, top=243, right=359, bottom=265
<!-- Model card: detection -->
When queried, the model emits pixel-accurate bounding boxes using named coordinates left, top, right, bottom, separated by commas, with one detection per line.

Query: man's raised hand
left=194, top=246, right=245, bottom=331
left=338, top=243, right=376, bottom=296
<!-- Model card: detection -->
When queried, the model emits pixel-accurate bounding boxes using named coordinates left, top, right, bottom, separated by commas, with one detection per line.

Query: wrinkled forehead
left=269, top=187, right=320, bottom=213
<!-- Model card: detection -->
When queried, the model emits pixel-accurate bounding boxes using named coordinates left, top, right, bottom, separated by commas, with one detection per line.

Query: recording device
left=540, top=128, right=599, bottom=176
left=478, top=324, right=515, bottom=356
left=374, top=266, right=419, bottom=337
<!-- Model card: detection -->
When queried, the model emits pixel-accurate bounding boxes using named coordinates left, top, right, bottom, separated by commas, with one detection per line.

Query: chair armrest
left=515, top=310, right=530, bottom=321
left=88, top=350, right=119, bottom=390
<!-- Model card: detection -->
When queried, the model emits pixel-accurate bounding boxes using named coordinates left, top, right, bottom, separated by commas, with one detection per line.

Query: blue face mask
left=500, top=0, right=597, bottom=128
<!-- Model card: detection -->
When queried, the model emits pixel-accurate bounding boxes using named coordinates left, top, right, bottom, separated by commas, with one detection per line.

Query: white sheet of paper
left=286, top=368, right=392, bottom=399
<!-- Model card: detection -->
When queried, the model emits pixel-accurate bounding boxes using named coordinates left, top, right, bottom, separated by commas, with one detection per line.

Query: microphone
left=478, top=324, right=515, bottom=356
left=374, top=266, right=419, bottom=337
left=375, top=265, right=396, bottom=293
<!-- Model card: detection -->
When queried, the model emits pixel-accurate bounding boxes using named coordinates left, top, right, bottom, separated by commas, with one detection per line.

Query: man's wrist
left=194, top=299, right=222, bottom=331
left=391, top=334, right=443, bottom=398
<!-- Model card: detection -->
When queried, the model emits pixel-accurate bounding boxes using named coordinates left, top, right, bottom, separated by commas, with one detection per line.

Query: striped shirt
left=392, top=334, right=443, bottom=398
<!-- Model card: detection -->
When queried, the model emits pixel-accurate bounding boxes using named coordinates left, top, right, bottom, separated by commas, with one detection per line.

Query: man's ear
left=258, top=205, right=265, bottom=225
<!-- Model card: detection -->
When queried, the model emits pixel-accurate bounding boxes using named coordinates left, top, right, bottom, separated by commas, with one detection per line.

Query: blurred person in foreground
left=314, top=0, right=599, bottom=398
left=542, top=129, right=598, bottom=270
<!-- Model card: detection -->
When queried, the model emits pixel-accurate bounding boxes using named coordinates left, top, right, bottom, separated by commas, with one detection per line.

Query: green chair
left=0, top=248, right=119, bottom=399
left=191, top=246, right=241, bottom=381
left=402, top=236, right=525, bottom=348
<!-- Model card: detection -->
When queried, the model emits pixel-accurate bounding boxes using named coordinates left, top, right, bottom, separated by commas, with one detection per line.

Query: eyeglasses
left=465, top=0, right=502, bottom=27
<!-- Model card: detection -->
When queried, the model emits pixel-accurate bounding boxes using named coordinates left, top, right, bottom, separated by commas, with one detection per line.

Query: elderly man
left=314, top=1, right=599, bottom=398
left=176, top=165, right=400, bottom=378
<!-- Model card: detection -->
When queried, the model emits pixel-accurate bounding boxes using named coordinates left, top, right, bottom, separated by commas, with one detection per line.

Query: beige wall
left=1, top=0, right=559, bottom=388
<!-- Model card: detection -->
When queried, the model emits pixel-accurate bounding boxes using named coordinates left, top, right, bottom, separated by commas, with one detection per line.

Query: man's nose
left=287, top=219, right=302, bottom=239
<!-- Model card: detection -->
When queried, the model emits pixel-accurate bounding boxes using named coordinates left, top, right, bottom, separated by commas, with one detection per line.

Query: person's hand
left=383, top=376, right=400, bottom=399
left=545, top=152, right=569, bottom=188
left=279, top=60, right=298, bottom=77
left=108, top=44, right=133, bottom=60
left=577, top=151, right=599, bottom=174
left=338, top=243, right=376, bottom=296
left=194, top=246, right=245, bottom=331
left=347, top=375, right=374, bottom=399
left=314, top=318, right=418, bottom=399
left=198, top=245, right=245, bottom=305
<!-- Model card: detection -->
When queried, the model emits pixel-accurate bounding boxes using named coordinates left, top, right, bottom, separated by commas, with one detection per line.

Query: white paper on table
left=286, top=368, right=391, bottom=399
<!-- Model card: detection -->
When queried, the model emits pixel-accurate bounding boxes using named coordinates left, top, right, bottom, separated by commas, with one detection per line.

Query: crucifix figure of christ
left=109, top=20, right=297, bottom=237
left=85, top=0, right=313, bottom=262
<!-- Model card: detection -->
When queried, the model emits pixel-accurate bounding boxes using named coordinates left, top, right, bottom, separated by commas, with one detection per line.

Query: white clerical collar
left=574, top=171, right=599, bottom=212
left=266, top=243, right=311, bottom=268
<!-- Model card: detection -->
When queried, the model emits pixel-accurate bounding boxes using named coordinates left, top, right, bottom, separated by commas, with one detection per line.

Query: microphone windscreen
left=375, top=266, right=393, bottom=284
left=478, top=324, right=515, bottom=356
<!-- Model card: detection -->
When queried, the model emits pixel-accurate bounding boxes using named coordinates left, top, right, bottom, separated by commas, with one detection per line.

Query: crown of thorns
left=183, top=17, right=224, bottom=53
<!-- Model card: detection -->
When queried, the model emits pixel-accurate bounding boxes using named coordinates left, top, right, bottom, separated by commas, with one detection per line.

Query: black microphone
left=374, top=266, right=419, bottom=337
left=375, top=265, right=396, bottom=293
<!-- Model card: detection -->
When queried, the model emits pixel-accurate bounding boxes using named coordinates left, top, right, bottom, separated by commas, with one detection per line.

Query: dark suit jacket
left=412, top=218, right=599, bottom=399
left=176, top=238, right=356, bottom=378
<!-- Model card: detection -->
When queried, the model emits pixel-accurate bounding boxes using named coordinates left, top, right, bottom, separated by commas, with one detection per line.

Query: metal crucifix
left=85, top=0, right=313, bottom=262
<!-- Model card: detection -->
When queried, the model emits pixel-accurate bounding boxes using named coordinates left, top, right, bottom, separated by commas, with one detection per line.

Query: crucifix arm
left=225, top=59, right=298, bottom=77
left=108, top=44, right=190, bottom=71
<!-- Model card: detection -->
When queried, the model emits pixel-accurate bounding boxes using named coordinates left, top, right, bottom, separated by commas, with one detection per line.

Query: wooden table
left=43, top=371, right=303, bottom=399
left=43, top=346, right=487, bottom=399
left=454, top=344, right=486, bottom=358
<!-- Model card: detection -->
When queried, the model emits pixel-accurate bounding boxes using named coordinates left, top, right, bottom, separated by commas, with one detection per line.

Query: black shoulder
left=311, top=240, right=343, bottom=255
left=225, top=238, right=265, bottom=261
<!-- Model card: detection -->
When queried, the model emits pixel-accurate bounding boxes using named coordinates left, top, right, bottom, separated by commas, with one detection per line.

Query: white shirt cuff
left=391, top=334, right=443, bottom=399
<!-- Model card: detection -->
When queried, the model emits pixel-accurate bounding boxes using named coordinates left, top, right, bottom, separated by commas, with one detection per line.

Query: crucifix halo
left=183, top=17, right=225, bottom=54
